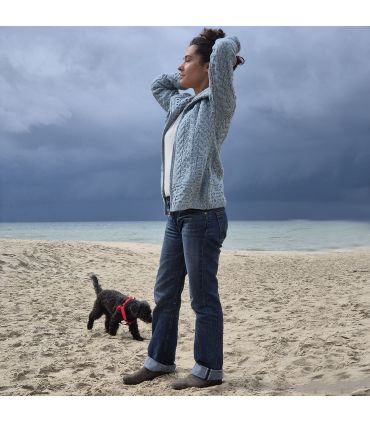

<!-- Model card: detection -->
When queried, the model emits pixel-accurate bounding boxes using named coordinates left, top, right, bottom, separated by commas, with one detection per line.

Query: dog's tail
left=90, top=274, right=103, bottom=295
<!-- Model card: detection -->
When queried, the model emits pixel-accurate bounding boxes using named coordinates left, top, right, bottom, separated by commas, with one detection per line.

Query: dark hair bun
left=199, top=27, right=225, bottom=43
left=189, top=27, right=244, bottom=70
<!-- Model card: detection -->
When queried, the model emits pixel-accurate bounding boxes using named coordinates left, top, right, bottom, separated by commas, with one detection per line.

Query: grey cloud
left=0, top=27, right=196, bottom=135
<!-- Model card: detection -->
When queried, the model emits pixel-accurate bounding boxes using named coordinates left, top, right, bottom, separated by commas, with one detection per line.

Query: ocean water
left=1, top=220, right=370, bottom=251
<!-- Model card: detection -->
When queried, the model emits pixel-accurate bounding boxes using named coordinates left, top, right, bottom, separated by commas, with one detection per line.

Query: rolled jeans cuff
left=191, top=363, right=223, bottom=381
left=144, top=356, right=176, bottom=373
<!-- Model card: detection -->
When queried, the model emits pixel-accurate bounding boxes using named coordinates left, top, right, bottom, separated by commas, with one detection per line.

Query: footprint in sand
left=291, top=357, right=308, bottom=366
left=13, top=370, right=31, bottom=381
left=238, top=356, right=249, bottom=365
left=41, top=350, right=54, bottom=357
left=20, top=385, right=35, bottom=391
left=39, top=364, right=62, bottom=375
left=90, top=332, right=102, bottom=338
left=78, top=382, right=92, bottom=389
left=336, top=371, right=351, bottom=380
left=17, top=259, right=29, bottom=268
left=32, top=335, right=43, bottom=343
left=7, top=330, right=22, bottom=338
left=351, top=388, right=370, bottom=396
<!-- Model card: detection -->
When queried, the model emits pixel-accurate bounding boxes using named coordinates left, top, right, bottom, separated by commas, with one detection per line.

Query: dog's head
left=127, top=300, right=152, bottom=324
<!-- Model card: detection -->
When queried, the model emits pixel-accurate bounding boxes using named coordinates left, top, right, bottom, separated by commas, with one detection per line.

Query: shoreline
left=2, top=237, right=370, bottom=255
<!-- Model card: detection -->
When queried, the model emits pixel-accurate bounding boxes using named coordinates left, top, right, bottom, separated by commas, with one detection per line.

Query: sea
left=1, top=220, right=370, bottom=252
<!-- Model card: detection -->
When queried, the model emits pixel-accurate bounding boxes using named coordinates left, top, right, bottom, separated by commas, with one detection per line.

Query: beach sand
left=0, top=238, right=370, bottom=396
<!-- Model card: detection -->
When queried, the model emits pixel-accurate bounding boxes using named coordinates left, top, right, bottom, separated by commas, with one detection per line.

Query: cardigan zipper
left=161, top=109, right=185, bottom=214
left=168, top=110, right=185, bottom=208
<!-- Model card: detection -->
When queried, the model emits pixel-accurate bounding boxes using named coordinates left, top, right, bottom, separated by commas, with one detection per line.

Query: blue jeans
left=144, top=201, right=228, bottom=381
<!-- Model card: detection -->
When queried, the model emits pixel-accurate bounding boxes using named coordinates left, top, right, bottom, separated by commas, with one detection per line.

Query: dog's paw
left=134, top=337, right=144, bottom=341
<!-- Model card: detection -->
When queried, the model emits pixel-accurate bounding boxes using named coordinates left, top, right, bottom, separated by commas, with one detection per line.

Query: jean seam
left=162, top=257, right=185, bottom=365
left=201, top=212, right=208, bottom=309
left=152, top=216, right=184, bottom=366
left=214, top=211, right=222, bottom=243
left=200, top=212, right=209, bottom=363
left=215, top=210, right=227, bottom=244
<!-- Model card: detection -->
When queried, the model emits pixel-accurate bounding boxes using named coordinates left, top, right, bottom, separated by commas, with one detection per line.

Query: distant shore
left=2, top=219, right=370, bottom=252
left=1, top=239, right=370, bottom=395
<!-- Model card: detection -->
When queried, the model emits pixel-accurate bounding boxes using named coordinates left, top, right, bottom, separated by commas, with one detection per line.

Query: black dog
left=87, top=274, right=152, bottom=341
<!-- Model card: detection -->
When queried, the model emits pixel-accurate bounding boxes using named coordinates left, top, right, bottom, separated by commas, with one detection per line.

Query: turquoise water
left=1, top=220, right=370, bottom=251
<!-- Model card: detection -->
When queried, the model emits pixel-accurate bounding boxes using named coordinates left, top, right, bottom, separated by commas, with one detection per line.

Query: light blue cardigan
left=151, top=35, right=241, bottom=215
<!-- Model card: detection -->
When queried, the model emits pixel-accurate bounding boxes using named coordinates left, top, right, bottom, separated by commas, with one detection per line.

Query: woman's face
left=177, top=45, right=209, bottom=91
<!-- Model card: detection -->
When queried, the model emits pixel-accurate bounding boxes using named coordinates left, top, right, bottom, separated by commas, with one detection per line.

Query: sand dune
left=1, top=239, right=370, bottom=395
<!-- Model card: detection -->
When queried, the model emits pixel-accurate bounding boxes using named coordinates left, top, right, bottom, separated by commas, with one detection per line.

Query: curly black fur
left=87, top=274, right=152, bottom=341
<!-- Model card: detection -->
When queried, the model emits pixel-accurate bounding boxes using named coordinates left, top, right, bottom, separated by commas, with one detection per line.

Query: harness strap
left=116, top=296, right=136, bottom=325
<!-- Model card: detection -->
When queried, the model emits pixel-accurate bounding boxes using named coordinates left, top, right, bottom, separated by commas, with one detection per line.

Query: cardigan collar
left=165, top=87, right=211, bottom=132
left=172, top=87, right=211, bottom=117
left=189, top=87, right=211, bottom=103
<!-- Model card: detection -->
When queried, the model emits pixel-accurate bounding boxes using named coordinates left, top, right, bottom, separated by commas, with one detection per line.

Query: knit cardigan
left=151, top=35, right=241, bottom=215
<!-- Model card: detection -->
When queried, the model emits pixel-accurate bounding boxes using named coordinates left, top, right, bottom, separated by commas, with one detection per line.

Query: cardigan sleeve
left=151, top=72, right=190, bottom=113
left=209, top=35, right=240, bottom=122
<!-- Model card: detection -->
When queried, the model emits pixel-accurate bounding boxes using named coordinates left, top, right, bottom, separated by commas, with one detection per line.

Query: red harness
left=116, top=296, right=136, bottom=325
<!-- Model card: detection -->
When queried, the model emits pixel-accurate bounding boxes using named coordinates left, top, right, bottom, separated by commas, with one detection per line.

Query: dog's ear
left=140, top=301, right=151, bottom=311
left=129, top=301, right=140, bottom=318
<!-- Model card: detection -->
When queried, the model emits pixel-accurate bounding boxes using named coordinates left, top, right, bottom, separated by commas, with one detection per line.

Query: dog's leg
left=129, top=320, right=144, bottom=341
left=87, top=301, right=104, bottom=330
left=104, top=314, right=111, bottom=333
left=108, top=310, right=122, bottom=336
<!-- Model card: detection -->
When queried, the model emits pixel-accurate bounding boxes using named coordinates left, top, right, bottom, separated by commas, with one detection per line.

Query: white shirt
left=164, top=112, right=183, bottom=197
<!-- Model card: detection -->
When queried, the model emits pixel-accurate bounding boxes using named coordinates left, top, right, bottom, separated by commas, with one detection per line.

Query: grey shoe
left=171, top=374, right=222, bottom=390
left=123, top=367, right=170, bottom=385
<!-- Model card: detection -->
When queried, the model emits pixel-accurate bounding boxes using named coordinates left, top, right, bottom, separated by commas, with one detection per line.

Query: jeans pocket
left=215, top=210, right=228, bottom=244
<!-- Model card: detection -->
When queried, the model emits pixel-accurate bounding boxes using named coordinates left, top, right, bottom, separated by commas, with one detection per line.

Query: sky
left=0, top=26, right=370, bottom=222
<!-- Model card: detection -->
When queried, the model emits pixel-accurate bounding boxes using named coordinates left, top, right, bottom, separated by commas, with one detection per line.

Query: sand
left=0, top=238, right=370, bottom=396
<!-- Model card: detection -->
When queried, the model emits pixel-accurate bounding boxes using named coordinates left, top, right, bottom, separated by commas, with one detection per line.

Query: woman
left=123, top=28, right=244, bottom=390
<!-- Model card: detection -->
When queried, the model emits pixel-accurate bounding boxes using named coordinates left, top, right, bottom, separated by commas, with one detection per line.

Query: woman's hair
left=189, top=27, right=245, bottom=71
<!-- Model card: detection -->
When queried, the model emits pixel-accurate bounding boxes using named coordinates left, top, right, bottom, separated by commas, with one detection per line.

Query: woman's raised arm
left=151, top=72, right=190, bottom=113
left=209, top=35, right=241, bottom=121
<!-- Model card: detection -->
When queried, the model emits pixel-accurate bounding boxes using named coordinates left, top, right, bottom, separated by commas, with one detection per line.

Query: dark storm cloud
left=224, top=27, right=370, bottom=218
left=0, top=26, right=370, bottom=221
